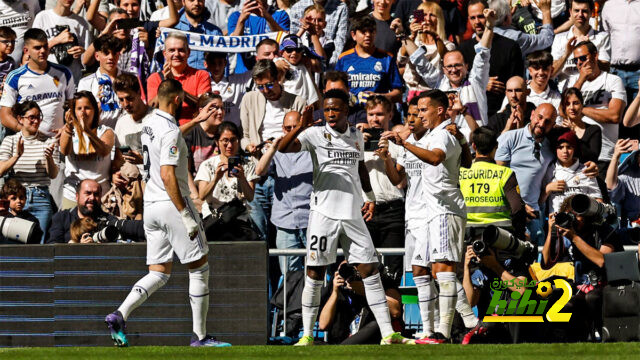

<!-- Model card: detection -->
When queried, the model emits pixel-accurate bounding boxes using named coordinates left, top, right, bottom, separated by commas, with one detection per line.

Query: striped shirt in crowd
left=0, top=133, right=60, bottom=188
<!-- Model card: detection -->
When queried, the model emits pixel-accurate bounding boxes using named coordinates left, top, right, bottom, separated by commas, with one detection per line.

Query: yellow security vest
left=459, top=160, right=513, bottom=227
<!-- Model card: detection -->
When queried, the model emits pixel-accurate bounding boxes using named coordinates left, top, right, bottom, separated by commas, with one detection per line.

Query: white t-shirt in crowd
left=397, top=133, right=429, bottom=222
left=560, top=71, right=627, bottom=161
left=141, top=109, right=191, bottom=204
left=32, top=9, right=92, bottom=83
left=274, top=58, right=320, bottom=106
left=77, top=69, right=124, bottom=129
left=210, top=72, right=251, bottom=127
left=363, top=140, right=404, bottom=203
left=63, top=125, right=114, bottom=200
left=542, top=160, right=602, bottom=214
left=262, top=99, right=286, bottom=140
left=421, top=120, right=466, bottom=221
left=552, top=26, right=611, bottom=78
left=194, top=155, right=260, bottom=218
left=0, top=63, right=75, bottom=137
left=298, top=124, right=366, bottom=220
left=0, top=0, right=40, bottom=63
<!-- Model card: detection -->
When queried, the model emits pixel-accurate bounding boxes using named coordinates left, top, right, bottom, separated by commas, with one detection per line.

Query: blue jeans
left=24, top=187, right=54, bottom=244
left=611, top=68, right=640, bottom=104
left=275, top=227, right=307, bottom=274
left=527, top=217, right=545, bottom=247
left=248, top=175, right=274, bottom=241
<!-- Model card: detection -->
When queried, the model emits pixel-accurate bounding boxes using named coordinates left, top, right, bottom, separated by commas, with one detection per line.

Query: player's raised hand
left=300, top=105, right=314, bottom=129
left=361, top=201, right=375, bottom=222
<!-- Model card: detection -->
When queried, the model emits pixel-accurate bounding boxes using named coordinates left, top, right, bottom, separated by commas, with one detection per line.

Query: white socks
left=189, top=263, right=210, bottom=340
left=456, top=278, right=478, bottom=328
left=414, top=275, right=437, bottom=336
left=436, top=272, right=457, bottom=339
left=301, top=276, right=323, bottom=337
left=118, top=270, right=170, bottom=321
left=363, top=273, right=394, bottom=338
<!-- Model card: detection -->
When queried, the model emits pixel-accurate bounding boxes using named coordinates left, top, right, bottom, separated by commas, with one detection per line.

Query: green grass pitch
left=3, top=343, right=640, bottom=360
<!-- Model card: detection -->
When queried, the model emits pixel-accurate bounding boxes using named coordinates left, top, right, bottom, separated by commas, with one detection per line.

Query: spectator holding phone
left=194, top=122, right=260, bottom=241
left=0, top=102, right=59, bottom=243
left=228, top=0, right=290, bottom=74
left=397, top=1, right=455, bottom=101
left=60, top=91, right=115, bottom=210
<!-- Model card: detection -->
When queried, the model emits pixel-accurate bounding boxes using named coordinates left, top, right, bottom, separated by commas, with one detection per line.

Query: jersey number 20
left=310, top=235, right=327, bottom=252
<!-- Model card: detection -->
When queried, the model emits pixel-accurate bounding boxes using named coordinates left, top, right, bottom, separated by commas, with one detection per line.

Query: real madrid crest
left=374, top=61, right=382, bottom=72
left=324, top=132, right=332, bottom=146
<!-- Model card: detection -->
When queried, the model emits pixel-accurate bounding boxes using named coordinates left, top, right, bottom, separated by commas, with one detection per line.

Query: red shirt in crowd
left=146, top=66, right=212, bottom=125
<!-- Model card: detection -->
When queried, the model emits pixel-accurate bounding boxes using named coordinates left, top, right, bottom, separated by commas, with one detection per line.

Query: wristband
left=364, top=191, right=376, bottom=203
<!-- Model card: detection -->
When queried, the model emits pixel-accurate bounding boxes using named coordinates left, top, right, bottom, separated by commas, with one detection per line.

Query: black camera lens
left=555, top=212, right=574, bottom=229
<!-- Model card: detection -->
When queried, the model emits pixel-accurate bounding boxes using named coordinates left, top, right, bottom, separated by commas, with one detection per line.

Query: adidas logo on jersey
left=415, top=254, right=422, bottom=261
left=347, top=66, right=355, bottom=72
left=28, top=84, right=34, bottom=89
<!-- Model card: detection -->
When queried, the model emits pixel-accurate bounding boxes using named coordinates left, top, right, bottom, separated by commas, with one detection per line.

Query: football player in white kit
left=105, top=79, right=230, bottom=348
left=380, top=97, right=439, bottom=337
left=278, top=90, right=414, bottom=346
left=388, top=89, right=472, bottom=344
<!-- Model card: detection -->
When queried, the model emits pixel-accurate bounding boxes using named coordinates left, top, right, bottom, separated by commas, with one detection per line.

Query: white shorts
left=408, top=220, right=430, bottom=268
left=305, top=210, right=377, bottom=267
left=144, top=199, right=209, bottom=265
left=426, top=214, right=465, bottom=263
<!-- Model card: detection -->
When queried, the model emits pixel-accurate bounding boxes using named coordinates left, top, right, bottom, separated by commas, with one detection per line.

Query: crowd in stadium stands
left=1, top=0, right=640, bottom=345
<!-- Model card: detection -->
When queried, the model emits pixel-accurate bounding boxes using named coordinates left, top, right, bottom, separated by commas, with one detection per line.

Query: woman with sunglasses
left=0, top=101, right=59, bottom=243
left=194, top=122, right=261, bottom=242
left=60, top=91, right=115, bottom=209
left=559, top=87, right=602, bottom=164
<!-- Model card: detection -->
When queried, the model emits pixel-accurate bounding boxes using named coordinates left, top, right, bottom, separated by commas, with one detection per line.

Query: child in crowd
left=275, top=34, right=321, bottom=108
left=0, top=179, right=42, bottom=244
left=0, top=26, right=16, bottom=124
left=541, top=130, right=602, bottom=214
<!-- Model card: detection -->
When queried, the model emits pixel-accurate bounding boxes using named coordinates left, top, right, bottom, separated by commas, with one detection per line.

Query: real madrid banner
left=151, top=28, right=286, bottom=72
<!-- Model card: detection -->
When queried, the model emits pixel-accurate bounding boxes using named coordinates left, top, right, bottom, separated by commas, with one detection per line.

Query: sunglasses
left=284, top=47, right=303, bottom=53
left=256, top=82, right=275, bottom=91
left=572, top=55, right=590, bottom=65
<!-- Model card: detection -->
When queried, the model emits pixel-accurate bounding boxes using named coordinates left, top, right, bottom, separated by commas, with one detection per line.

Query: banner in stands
left=151, top=28, right=285, bottom=72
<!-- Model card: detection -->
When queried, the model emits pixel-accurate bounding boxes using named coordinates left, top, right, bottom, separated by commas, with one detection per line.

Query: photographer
left=543, top=194, right=622, bottom=340
left=194, top=122, right=261, bottom=242
left=47, top=179, right=145, bottom=243
left=462, top=243, right=531, bottom=344
left=318, top=261, right=403, bottom=345
left=361, top=95, right=405, bottom=284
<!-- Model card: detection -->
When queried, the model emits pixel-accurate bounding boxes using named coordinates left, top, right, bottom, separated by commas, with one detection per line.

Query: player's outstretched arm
left=278, top=106, right=313, bottom=153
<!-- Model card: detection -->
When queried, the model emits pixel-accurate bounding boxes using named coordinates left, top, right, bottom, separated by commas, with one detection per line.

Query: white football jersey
left=0, top=63, right=74, bottom=136
left=421, top=120, right=466, bottom=221
left=210, top=72, right=251, bottom=127
left=397, top=133, right=429, bottom=221
left=141, top=109, right=191, bottom=204
left=298, top=124, right=365, bottom=220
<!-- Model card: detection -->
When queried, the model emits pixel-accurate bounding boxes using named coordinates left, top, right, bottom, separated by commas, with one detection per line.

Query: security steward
left=459, top=126, right=527, bottom=241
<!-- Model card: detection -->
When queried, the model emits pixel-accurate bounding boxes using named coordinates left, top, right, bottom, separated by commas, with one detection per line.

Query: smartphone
left=115, top=18, right=141, bottom=30
left=413, top=9, right=425, bottom=23
left=255, top=137, right=275, bottom=150
left=228, top=156, right=241, bottom=176
left=630, top=139, right=639, bottom=152
left=118, top=146, right=131, bottom=155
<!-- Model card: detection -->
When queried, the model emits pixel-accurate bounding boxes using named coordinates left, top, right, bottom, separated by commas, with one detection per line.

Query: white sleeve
left=551, top=34, right=565, bottom=61
left=0, top=76, right=18, bottom=108
left=159, top=129, right=182, bottom=166
left=609, top=74, right=627, bottom=103
left=598, top=32, right=611, bottom=63
left=194, top=158, right=215, bottom=183
left=429, top=131, right=456, bottom=156
left=297, top=127, right=315, bottom=152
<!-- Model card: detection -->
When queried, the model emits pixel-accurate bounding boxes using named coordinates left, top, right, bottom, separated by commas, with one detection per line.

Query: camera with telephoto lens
left=0, top=216, right=38, bottom=244
left=363, top=128, right=384, bottom=151
left=555, top=212, right=576, bottom=229
left=570, top=194, right=617, bottom=225
left=91, top=218, right=127, bottom=243
left=470, top=225, right=536, bottom=265
left=338, top=263, right=361, bottom=282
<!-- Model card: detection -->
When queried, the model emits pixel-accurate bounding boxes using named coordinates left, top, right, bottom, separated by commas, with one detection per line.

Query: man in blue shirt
left=228, top=0, right=290, bottom=74
left=335, top=16, right=403, bottom=105
left=174, top=0, right=223, bottom=69
left=256, top=111, right=313, bottom=273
